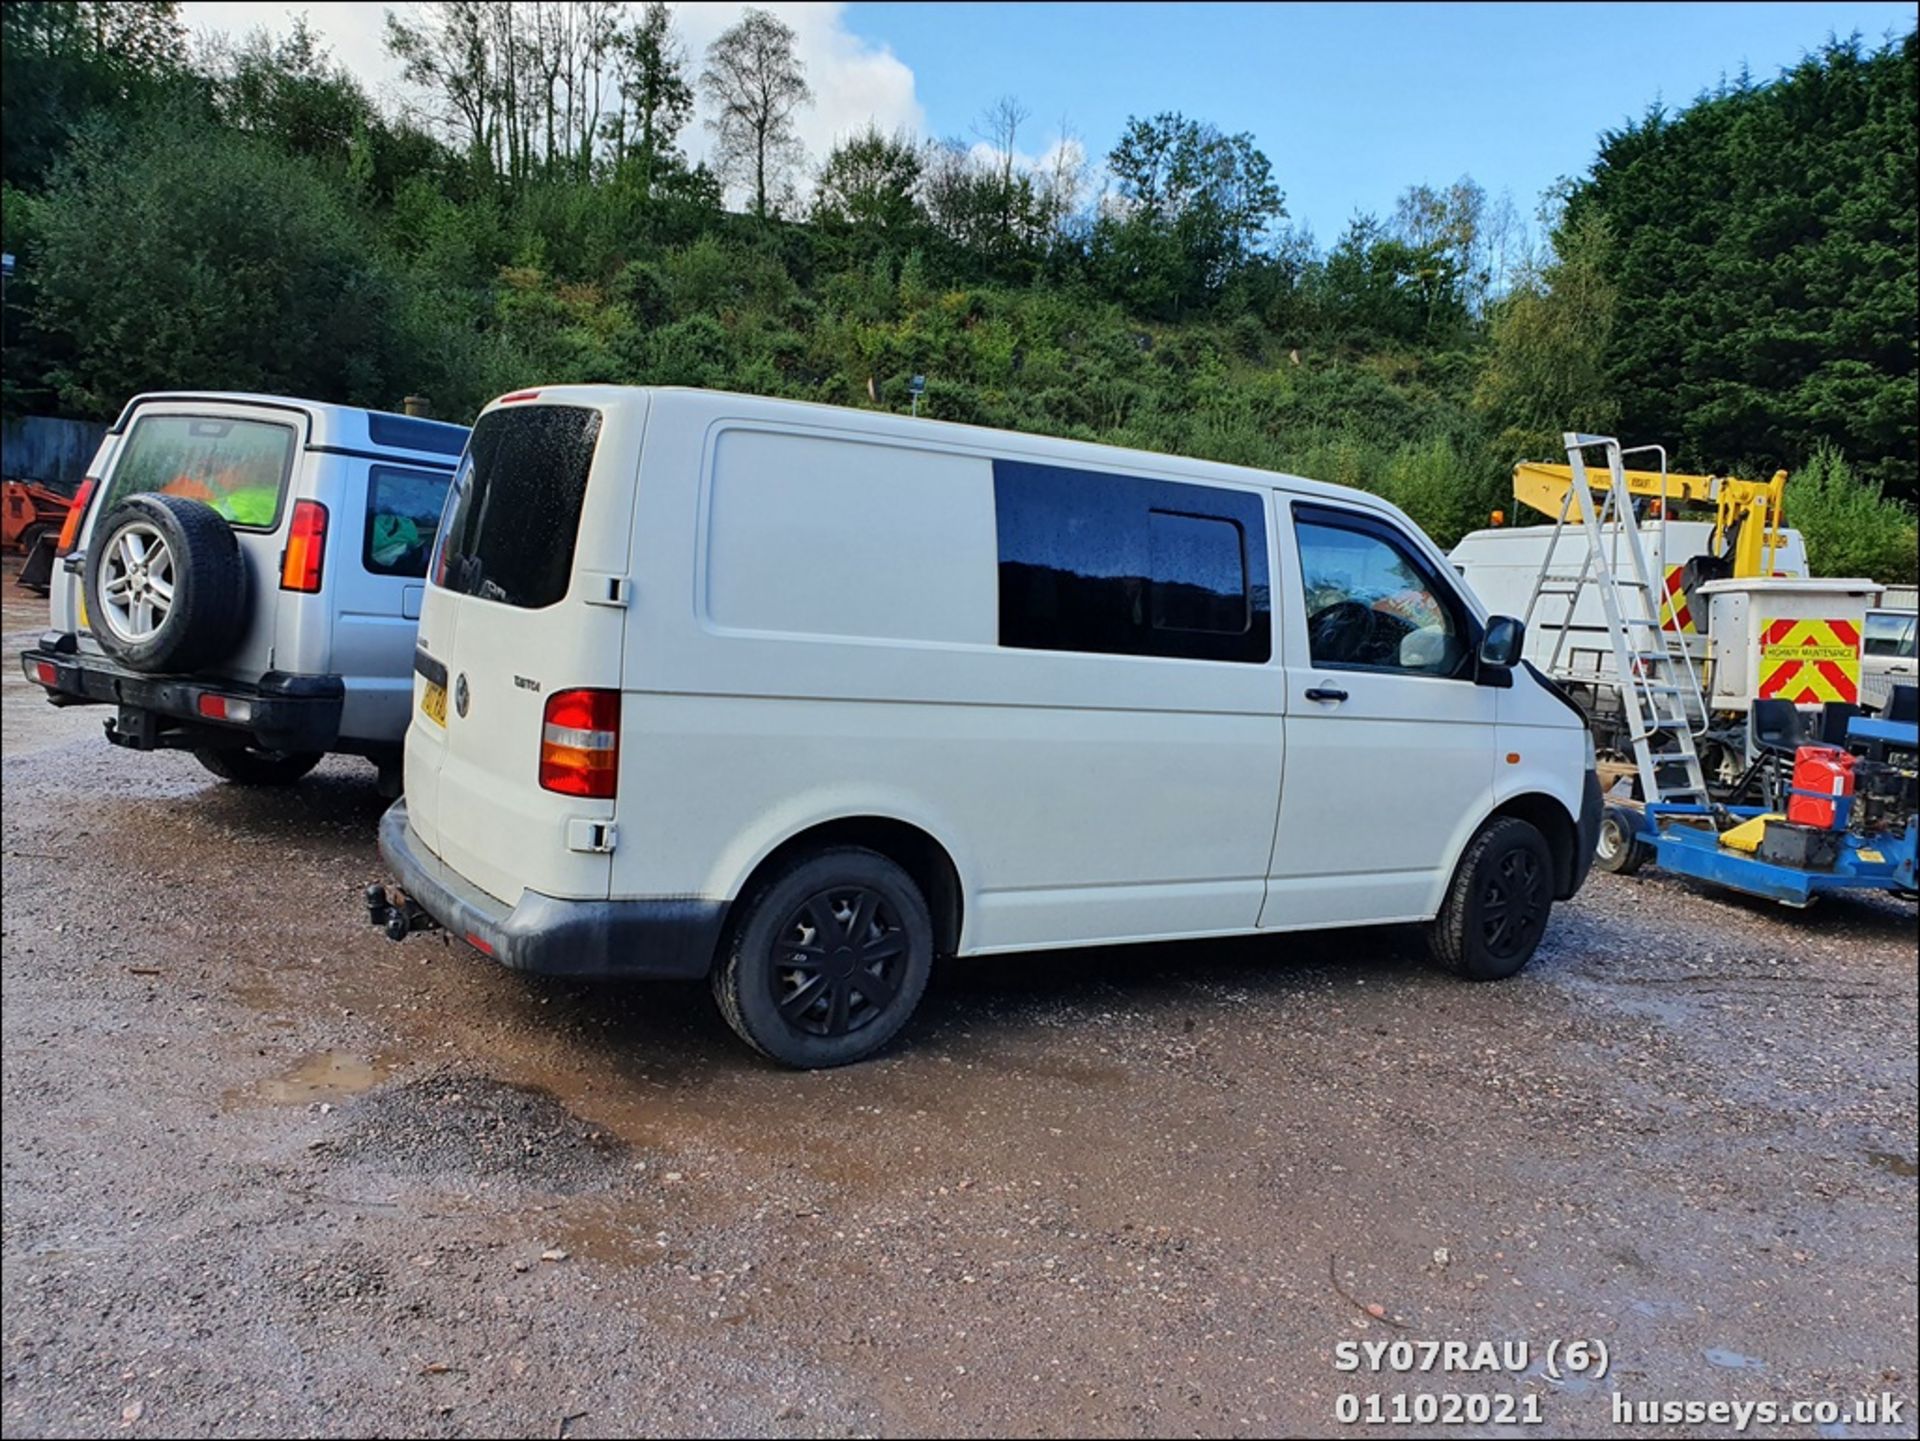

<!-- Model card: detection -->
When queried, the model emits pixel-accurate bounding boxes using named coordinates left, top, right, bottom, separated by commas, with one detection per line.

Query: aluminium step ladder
left=1523, top=433, right=1712, bottom=807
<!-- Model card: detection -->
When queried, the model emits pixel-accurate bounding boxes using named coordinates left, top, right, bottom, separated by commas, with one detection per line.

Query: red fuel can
left=1786, top=745, right=1855, bottom=830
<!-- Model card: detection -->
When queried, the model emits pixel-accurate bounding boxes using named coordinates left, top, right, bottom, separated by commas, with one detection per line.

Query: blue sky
left=850, top=1, right=1917, bottom=238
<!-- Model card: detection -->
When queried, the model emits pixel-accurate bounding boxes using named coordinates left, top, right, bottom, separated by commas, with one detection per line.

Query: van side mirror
left=1479, top=615, right=1525, bottom=671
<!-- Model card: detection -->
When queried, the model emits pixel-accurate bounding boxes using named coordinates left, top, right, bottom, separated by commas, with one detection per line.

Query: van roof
left=1450, top=518, right=1804, bottom=557
left=110, top=392, right=468, bottom=464
left=481, top=383, right=1427, bottom=529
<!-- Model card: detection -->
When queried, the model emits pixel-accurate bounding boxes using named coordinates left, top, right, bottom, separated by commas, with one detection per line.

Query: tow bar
left=365, top=883, right=441, bottom=943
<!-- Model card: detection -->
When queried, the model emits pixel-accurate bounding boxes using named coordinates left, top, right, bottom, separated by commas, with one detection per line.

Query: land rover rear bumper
left=21, top=633, right=344, bottom=754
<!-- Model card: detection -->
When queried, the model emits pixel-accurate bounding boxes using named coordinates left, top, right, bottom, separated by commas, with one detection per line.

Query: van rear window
left=101, top=414, right=296, bottom=530
left=433, top=405, right=602, bottom=609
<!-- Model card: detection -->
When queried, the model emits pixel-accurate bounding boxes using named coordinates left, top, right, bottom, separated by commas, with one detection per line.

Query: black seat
left=1888, top=683, right=1919, bottom=724
left=1820, top=701, right=1866, bottom=745
left=1749, top=698, right=1808, bottom=756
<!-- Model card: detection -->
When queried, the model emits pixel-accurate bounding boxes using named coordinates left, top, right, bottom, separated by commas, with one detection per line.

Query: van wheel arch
left=722, top=817, right=964, bottom=961
left=1486, top=792, right=1580, bottom=899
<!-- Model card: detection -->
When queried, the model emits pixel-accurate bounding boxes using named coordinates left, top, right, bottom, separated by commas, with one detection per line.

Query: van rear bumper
left=377, top=800, right=725, bottom=979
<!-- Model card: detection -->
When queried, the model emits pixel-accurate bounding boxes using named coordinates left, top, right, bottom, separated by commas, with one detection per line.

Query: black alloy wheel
left=1479, top=844, right=1547, bottom=961
left=1429, top=816, right=1556, bottom=981
left=771, top=885, right=911, bottom=1039
left=712, top=846, right=934, bottom=1068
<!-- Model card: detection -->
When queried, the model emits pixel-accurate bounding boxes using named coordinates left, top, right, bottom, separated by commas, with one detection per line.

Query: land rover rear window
left=433, top=404, right=602, bottom=609
left=101, top=414, right=297, bottom=530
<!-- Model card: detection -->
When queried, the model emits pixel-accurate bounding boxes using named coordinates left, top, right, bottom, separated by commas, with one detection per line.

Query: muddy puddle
left=541, top=1196, right=672, bottom=1268
left=225, top=1050, right=400, bottom=1107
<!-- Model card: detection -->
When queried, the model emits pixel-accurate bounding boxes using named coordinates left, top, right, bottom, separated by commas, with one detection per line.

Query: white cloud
left=179, top=1, right=924, bottom=205
left=179, top=2, right=401, bottom=101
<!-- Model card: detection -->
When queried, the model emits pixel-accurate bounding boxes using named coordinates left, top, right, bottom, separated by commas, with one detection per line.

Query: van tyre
left=714, top=847, right=934, bottom=1068
left=1429, top=817, right=1554, bottom=981
left=193, top=747, right=323, bottom=786
left=1593, top=804, right=1650, bottom=876
left=84, top=494, right=247, bottom=674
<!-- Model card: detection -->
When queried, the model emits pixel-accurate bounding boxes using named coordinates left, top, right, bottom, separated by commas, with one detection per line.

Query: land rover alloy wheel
left=83, top=493, right=248, bottom=674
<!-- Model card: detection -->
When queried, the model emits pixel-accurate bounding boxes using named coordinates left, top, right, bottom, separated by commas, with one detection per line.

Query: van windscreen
left=102, top=414, right=297, bottom=529
left=433, top=404, right=602, bottom=609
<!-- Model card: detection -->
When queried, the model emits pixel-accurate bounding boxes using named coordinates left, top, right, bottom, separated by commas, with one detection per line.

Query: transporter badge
left=454, top=673, right=470, bottom=718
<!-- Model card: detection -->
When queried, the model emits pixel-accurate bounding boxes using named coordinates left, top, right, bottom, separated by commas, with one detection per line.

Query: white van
left=1450, top=519, right=1811, bottom=669
left=373, top=388, right=1600, bottom=1066
left=1861, top=606, right=1917, bottom=712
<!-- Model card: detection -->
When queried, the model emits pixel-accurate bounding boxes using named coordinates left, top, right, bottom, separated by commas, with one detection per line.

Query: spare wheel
left=84, top=493, right=248, bottom=673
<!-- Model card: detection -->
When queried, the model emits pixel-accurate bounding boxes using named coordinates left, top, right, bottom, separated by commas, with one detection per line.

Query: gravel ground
left=3, top=561, right=1916, bottom=1438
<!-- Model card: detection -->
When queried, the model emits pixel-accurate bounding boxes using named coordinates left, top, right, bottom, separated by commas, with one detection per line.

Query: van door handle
left=1304, top=685, right=1349, bottom=703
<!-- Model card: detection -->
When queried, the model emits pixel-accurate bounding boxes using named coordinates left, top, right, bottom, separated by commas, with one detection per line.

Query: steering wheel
left=1308, top=600, right=1376, bottom=664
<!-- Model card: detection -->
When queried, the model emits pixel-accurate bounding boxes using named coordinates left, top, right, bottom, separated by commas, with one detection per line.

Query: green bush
left=1788, top=444, right=1919, bottom=584
left=24, top=111, right=420, bottom=414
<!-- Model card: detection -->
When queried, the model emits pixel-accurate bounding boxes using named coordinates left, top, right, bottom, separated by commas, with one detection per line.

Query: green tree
left=1473, top=211, right=1620, bottom=459
left=1093, top=112, right=1284, bottom=317
left=813, top=124, right=924, bottom=238
left=1786, top=443, right=1918, bottom=584
left=384, top=1, right=498, bottom=179
left=608, top=1, right=693, bottom=199
left=217, top=17, right=370, bottom=166
left=22, top=113, right=419, bottom=414
left=1564, top=34, right=1917, bottom=501
left=1, top=1, right=190, bottom=186
left=1307, top=214, right=1466, bottom=347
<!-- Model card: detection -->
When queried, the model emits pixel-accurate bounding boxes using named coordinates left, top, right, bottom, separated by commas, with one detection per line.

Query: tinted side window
left=1150, top=511, right=1247, bottom=634
left=433, top=405, right=602, bottom=610
left=363, top=465, right=453, bottom=578
left=1293, top=505, right=1470, bottom=677
left=994, top=460, right=1270, bottom=663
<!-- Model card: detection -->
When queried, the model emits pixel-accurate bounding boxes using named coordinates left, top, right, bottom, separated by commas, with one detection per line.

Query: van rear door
left=404, top=392, right=642, bottom=906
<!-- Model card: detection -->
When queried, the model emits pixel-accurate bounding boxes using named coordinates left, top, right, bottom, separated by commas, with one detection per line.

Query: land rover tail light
left=280, top=499, right=328, bottom=592
left=540, top=688, right=620, bottom=798
left=56, top=479, right=97, bottom=556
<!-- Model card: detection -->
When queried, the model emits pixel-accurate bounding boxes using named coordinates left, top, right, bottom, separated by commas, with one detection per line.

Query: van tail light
left=280, top=499, right=328, bottom=592
left=540, top=688, right=620, bottom=797
left=56, top=478, right=97, bottom=556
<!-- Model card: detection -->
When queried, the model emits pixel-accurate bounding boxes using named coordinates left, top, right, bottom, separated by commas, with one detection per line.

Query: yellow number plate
left=421, top=680, right=448, bottom=727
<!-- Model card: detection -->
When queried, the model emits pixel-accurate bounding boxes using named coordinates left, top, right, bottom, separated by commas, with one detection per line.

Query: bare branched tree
left=700, top=7, right=811, bottom=218
left=385, top=1, right=496, bottom=172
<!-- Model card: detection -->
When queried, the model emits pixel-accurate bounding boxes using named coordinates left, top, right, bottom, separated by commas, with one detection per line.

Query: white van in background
left=1450, top=519, right=1811, bottom=672
left=1862, top=605, right=1918, bottom=713
left=372, top=387, right=1599, bottom=1067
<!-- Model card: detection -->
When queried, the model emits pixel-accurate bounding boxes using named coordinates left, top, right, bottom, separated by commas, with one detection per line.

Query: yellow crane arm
left=1510, top=462, right=1789, bottom=578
